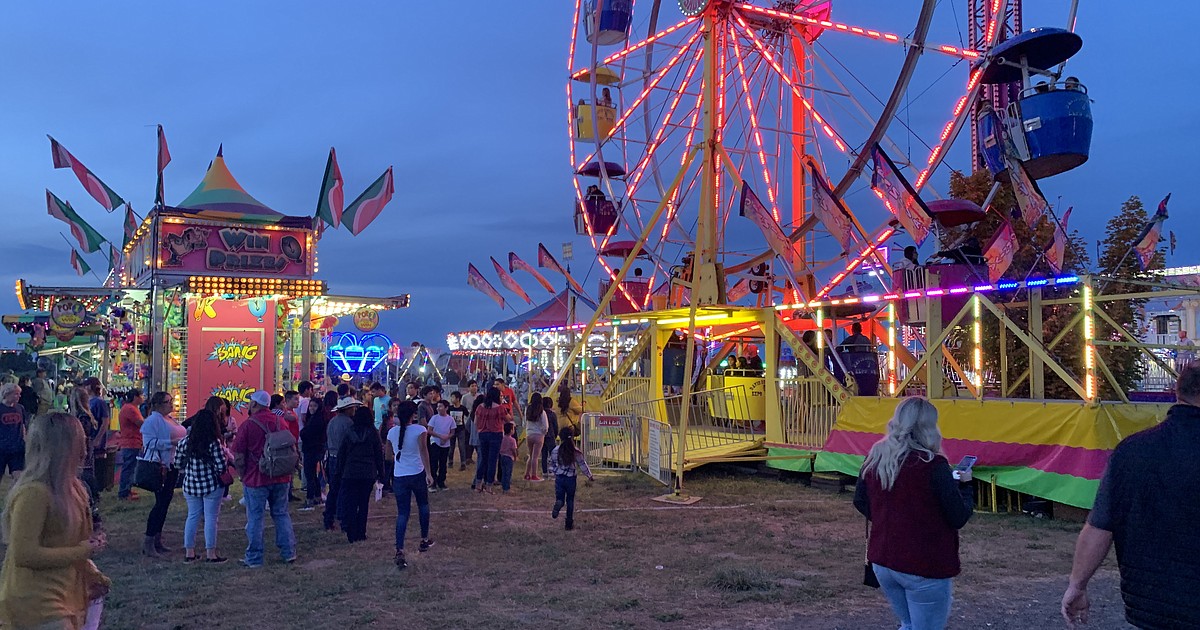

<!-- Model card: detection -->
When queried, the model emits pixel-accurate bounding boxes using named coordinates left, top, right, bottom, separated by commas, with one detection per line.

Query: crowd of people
left=1, top=360, right=1194, bottom=629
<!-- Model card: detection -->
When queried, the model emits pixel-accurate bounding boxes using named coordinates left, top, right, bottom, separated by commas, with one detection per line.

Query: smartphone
left=952, top=455, right=977, bottom=481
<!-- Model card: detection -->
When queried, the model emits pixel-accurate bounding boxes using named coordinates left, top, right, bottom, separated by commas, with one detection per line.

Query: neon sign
left=327, top=332, right=391, bottom=373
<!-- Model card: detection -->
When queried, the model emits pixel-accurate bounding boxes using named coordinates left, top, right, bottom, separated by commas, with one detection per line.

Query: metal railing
left=778, top=377, right=842, bottom=449
left=601, top=376, right=652, bottom=415
left=628, top=385, right=763, bottom=455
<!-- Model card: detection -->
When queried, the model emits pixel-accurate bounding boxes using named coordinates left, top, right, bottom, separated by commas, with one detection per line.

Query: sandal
left=205, top=556, right=228, bottom=564
left=184, top=555, right=198, bottom=563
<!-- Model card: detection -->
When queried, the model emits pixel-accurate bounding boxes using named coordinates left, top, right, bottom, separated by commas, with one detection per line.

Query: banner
left=1047, top=207, right=1072, bottom=274
left=467, top=263, right=506, bottom=310
left=1134, top=194, right=1170, bottom=270
left=537, top=243, right=585, bottom=294
left=808, top=163, right=855, bottom=252
left=984, top=221, right=1016, bottom=282
left=48, top=136, right=125, bottom=211
left=509, top=252, right=556, bottom=293
left=1005, top=155, right=1048, bottom=229
left=158, top=222, right=311, bottom=278
left=738, top=181, right=804, bottom=300
left=491, top=256, right=532, bottom=304
left=871, top=144, right=932, bottom=245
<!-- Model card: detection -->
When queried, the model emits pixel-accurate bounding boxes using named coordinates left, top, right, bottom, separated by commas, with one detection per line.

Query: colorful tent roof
left=175, top=146, right=283, bottom=223
left=492, top=289, right=597, bottom=332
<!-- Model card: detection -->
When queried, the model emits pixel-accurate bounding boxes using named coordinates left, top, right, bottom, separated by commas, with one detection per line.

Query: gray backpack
left=250, top=417, right=300, bottom=477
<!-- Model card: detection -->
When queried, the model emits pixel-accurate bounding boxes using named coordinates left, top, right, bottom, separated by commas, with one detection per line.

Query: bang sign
left=207, top=338, right=260, bottom=369
left=211, top=383, right=255, bottom=411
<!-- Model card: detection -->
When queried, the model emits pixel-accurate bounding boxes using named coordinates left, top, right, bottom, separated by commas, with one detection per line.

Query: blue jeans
left=554, top=474, right=577, bottom=521
left=243, top=483, right=296, bottom=566
left=872, top=564, right=953, bottom=630
left=475, top=431, right=502, bottom=485
left=499, top=456, right=514, bottom=491
left=392, top=473, right=429, bottom=550
left=184, top=487, right=224, bottom=552
left=118, top=447, right=139, bottom=497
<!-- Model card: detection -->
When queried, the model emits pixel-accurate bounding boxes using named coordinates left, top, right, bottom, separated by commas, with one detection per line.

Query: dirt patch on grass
left=0, top=466, right=1127, bottom=628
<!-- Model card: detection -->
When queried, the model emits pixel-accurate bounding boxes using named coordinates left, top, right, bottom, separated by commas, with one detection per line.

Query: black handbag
left=133, top=449, right=164, bottom=492
left=863, top=519, right=880, bottom=588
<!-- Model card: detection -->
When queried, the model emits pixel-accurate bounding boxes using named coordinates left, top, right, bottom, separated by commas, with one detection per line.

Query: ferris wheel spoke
left=624, top=48, right=704, bottom=207
left=574, top=28, right=703, bottom=171
left=729, top=24, right=782, bottom=222
left=732, top=14, right=850, bottom=156
left=569, top=16, right=700, bottom=81
left=733, top=3, right=980, bottom=61
left=913, top=0, right=1009, bottom=191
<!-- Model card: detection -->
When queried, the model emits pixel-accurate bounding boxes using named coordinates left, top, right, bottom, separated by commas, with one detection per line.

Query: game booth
left=8, top=150, right=409, bottom=426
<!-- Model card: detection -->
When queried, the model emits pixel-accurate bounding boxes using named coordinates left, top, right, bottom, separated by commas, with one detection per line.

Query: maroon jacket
left=853, top=452, right=974, bottom=579
left=231, top=408, right=292, bottom=488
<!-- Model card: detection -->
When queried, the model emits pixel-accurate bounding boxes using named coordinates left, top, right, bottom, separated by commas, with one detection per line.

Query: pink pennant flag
left=510, top=252, right=556, bottom=293
left=1134, top=194, right=1170, bottom=270
left=538, top=243, right=585, bottom=294
left=48, top=136, right=125, bottom=211
left=984, top=221, right=1016, bottom=282
left=1047, top=207, right=1072, bottom=273
left=809, top=163, right=855, bottom=253
left=871, top=145, right=932, bottom=246
left=467, top=263, right=506, bottom=310
left=1005, top=156, right=1049, bottom=229
left=492, top=257, right=533, bottom=305
left=315, top=148, right=345, bottom=227
left=739, top=181, right=804, bottom=300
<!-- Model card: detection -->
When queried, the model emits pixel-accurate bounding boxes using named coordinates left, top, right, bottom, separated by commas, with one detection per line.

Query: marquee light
left=446, top=329, right=640, bottom=353
left=777, top=274, right=1081, bottom=312
left=187, top=276, right=325, bottom=298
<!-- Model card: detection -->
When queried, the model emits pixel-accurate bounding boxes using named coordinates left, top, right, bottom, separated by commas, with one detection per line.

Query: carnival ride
left=520, top=0, right=1200, bottom=511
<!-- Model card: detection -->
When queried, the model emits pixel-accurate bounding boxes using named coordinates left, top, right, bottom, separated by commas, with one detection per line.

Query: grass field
left=1, top=463, right=1129, bottom=629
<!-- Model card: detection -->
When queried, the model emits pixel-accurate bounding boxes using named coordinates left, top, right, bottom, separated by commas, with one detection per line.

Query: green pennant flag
left=47, top=190, right=106, bottom=253
left=70, top=249, right=91, bottom=277
left=123, top=204, right=138, bottom=249
left=315, top=148, right=344, bottom=227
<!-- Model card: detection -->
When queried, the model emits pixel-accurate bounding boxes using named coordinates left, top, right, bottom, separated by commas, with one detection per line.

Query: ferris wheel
left=566, top=0, right=1085, bottom=314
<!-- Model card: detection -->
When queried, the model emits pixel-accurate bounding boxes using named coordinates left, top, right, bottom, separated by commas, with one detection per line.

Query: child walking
left=548, top=426, right=593, bottom=530
left=498, top=422, right=517, bottom=493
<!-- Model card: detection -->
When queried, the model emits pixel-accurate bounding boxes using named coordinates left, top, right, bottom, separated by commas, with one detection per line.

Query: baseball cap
left=249, top=390, right=271, bottom=407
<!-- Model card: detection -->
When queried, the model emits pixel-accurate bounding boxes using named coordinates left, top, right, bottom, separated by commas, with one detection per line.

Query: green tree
left=1094, top=196, right=1164, bottom=397
left=945, top=170, right=1090, bottom=399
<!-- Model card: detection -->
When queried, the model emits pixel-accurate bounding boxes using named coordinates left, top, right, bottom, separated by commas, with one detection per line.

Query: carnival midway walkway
left=0, top=466, right=1128, bottom=629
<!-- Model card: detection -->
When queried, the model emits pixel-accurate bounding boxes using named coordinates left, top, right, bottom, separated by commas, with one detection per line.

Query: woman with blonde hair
left=853, top=397, right=974, bottom=630
left=0, top=412, right=109, bottom=629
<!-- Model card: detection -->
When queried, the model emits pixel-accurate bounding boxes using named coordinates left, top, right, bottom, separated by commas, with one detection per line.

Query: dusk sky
left=1, top=2, right=1195, bottom=350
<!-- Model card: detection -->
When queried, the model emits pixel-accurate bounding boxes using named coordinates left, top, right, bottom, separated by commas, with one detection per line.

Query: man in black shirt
left=1063, top=365, right=1200, bottom=628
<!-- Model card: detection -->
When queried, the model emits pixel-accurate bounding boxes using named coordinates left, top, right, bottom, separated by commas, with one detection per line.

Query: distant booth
left=9, top=149, right=408, bottom=425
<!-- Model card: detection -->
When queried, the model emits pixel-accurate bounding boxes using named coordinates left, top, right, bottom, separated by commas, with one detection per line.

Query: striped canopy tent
left=173, top=147, right=284, bottom=224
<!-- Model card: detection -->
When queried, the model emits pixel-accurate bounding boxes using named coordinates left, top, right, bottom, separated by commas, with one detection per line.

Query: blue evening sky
left=0, top=2, right=1195, bottom=349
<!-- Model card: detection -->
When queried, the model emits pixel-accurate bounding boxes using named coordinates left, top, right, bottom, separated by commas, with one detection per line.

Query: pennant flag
left=1005, top=156, right=1049, bottom=229
left=467, top=263, right=505, bottom=310
left=70, top=249, right=91, bottom=277
left=808, top=163, right=855, bottom=253
left=538, top=243, right=585, bottom=294
left=491, top=257, right=533, bottom=305
left=871, top=145, right=933, bottom=246
left=1047, top=207, right=1072, bottom=274
left=1134, top=193, right=1170, bottom=270
left=123, top=204, right=138, bottom=249
left=108, top=243, right=122, bottom=273
left=509, top=252, right=556, bottom=293
left=315, top=148, right=345, bottom=227
left=155, top=125, right=171, bottom=205
left=341, top=167, right=394, bottom=235
left=47, top=190, right=106, bottom=253
left=739, top=181, right=804, bottom=299
left=983, top=221, right=1016, bottom=282
left=48, top=136, right=125, bottom=211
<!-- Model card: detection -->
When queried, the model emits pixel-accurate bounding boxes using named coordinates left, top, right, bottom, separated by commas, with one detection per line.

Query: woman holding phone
left=853, top=396, right=974, bottom=630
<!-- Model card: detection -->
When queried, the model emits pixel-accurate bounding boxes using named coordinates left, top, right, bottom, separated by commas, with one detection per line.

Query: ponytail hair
left=557, top=426, right=577, bottom=468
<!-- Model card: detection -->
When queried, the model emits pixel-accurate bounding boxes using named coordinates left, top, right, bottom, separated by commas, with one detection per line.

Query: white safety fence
left=578, top=412, right=674, bottom=486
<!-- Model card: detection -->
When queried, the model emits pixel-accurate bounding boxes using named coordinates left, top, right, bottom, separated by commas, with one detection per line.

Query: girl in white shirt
left=386, top=401, right=433, bottom=569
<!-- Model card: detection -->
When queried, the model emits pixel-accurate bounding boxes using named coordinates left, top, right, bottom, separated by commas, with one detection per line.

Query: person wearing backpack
left=231, top=390, right=298, bottom=568
left=334, top=407, right=386, bottom=543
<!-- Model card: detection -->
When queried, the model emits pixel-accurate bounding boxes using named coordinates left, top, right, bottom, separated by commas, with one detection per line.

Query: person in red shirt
left=231, top=391, right=297, bottom=568
left=115, top=390, right=144, bottom=501
left=492, top=378, right=519, bottom=419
